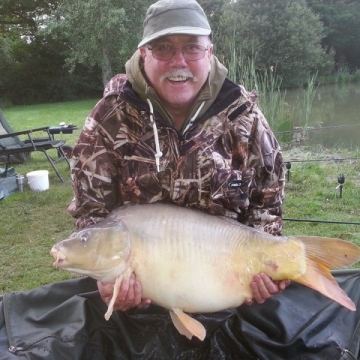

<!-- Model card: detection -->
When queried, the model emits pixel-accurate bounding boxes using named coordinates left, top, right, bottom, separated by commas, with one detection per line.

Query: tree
left=197, top=0, right=227, bottom=40
left=0, top=0, right=60, bottom=35
left=217, top=0, right=334, bottom=87
left=0, top=31, right=101, bottom=105
left=43, top=0, right=153, bottom=86
left=306, top=0, right=360, bottom=71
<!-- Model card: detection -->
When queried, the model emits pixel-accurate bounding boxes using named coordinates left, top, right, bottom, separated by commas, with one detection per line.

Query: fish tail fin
left=294, top=236, right=360, bottom=311
left=169, top=309, right=206, bottom=341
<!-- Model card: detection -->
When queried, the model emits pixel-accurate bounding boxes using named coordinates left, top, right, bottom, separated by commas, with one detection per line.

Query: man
left=1, top=1, right=360, bottom=359
left=67, top=0, right=288, bottom=311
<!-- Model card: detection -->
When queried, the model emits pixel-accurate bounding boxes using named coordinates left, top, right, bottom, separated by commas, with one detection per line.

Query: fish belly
left=134, top=246, right=251, bottom=313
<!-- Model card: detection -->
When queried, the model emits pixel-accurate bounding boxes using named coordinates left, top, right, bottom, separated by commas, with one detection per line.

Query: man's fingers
left=244, top=297, right=253, bottom=306
left=118, top=277, right=130, bottom=299
left=279, top=279, right=291, bottom=291
left=98, top=275, right=151, bottom=311
left=137, top=298, right=152, bottom=309
left=133, top=281, right=142, bottom=304
left=253, top=274, right=273, bottom=303
left=258, top=273, right=279, bottom=293
left=250, top=277, right=269, bottom=304
left=116, top=274, right=136, bottom=310
left=250, top=273, right=290, bottom=304
left=97, top=281, right=115, bottom=304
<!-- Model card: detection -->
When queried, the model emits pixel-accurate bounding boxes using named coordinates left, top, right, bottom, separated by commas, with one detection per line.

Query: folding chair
left=0, top=126, right=70, bottom=183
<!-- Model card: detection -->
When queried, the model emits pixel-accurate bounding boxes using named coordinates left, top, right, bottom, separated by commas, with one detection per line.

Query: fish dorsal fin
left=104, top=274, right=123, bottom=320
left=169, top=309, right=206, bottom=341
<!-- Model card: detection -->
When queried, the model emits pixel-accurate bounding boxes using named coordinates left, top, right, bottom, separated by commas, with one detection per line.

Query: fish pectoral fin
left=169, top=309, right=206, bottom=341
left=104, top=275, right=123, bottom=321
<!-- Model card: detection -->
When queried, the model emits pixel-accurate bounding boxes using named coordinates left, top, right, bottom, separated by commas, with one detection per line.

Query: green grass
left=282, top=148, right=360, bottom=245
left=3, top=99, right=97, bottom=147
left=0, top=184, right=77, bottom=291
left=1, top=101, right=97, bottom=292
left=1, top=101, right=360, bottom=293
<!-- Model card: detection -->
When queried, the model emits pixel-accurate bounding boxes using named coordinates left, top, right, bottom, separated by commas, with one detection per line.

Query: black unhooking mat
left=1, top=269, right=360, bottom=360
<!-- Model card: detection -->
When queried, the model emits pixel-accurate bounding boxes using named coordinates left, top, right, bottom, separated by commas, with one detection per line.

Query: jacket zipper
left=9, top=346, right=24, bottom=353
left=3, top=294, right=25, bottom=354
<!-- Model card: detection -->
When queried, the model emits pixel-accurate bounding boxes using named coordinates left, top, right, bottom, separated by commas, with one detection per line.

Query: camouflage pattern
left=68, top=74, right=285, bottom=235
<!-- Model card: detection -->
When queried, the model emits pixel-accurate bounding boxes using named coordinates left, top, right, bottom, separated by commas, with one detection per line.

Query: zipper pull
left=9, top=346, right=24, bottom=353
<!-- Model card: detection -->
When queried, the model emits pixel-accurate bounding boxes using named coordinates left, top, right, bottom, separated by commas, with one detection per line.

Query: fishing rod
left=283, top=218, right=360, bottom=226
left=275, top=123, right=360, bottom=135
left=284, top=157, right=360, bottom=163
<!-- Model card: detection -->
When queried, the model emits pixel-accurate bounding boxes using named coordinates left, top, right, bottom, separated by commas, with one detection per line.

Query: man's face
left=140, top=35, right=213, bottom=113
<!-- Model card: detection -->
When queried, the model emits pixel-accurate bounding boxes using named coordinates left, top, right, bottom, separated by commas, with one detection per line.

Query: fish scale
left=133, top=217, right=232, bottom=310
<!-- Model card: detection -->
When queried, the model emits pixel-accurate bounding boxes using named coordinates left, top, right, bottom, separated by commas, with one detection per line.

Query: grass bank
left=1, top=101, right=359, bottom=293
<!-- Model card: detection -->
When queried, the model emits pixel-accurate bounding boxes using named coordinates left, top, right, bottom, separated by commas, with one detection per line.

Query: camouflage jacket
left=68, top=74, right=285, bottom=235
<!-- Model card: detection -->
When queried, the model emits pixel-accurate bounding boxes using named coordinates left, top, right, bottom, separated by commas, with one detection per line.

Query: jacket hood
left=125, top=50, right=228, bottom=132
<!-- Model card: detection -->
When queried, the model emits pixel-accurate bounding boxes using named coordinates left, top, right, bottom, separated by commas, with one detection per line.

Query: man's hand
left=97, top=273, right=151, bottom=311
left=245, top=273, right=290, bottom=305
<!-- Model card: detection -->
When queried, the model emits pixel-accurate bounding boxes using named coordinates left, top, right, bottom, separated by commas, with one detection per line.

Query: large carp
left=51, top=203, right=360, bottom=341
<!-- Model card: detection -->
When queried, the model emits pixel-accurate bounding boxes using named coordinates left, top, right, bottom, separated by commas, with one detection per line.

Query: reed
left=224, top=40, right=324, bottom=145
left=319, top=66, right=360, bottom=85
left=224, top=42, right=293, bottom=142
left=300, top=73, right=318, bottom=128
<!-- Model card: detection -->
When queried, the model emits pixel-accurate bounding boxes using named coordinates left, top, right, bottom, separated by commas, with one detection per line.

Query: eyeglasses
left=146, top=44, right=209, bottom=61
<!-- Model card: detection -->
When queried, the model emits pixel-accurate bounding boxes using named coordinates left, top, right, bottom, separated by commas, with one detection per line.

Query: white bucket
left=26, top=170, right=49, bottom=191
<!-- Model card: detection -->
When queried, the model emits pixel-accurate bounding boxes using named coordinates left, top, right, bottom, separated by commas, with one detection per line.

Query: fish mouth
left=50, top=248, right=67, bottom=268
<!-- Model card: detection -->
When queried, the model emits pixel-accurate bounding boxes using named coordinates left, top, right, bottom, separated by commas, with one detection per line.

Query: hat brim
left=137, top=26, right=211, bottom=48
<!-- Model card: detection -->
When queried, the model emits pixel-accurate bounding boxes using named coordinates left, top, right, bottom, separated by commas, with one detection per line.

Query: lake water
left=282, top=82, right=360, bottom=149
